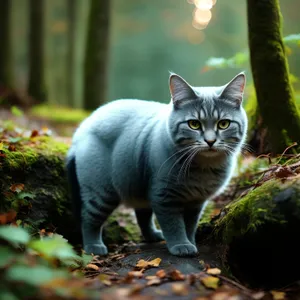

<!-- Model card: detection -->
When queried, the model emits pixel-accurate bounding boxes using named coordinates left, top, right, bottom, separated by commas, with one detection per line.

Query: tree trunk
left=247, top=0, right=300, bottom=154
left=67, top=0, right=77, bottom=107
left=83, top=0, right=110, bottom=111
left=27, top=0, right=47, bottom=103
left=0, top=0, right=13, bottom=89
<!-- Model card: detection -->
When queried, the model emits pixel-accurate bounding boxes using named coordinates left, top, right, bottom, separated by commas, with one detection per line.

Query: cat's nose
left=205, top=139, right=216, bottom=147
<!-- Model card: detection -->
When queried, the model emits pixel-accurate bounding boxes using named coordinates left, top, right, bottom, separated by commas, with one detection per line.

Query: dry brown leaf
left=188, top=273, right=197, bottom=285
left=98, top=274, right=112, bottom=286
left=30, top=129, right=39, bottom=138
left=271, top=290, right=286, bottom=300
left=86, top=264, right=100, bottom=271
left=8, top=144, right=16, bottom=151
left=145, top=275, right=157, bottom=280
left=146, top=278, right=161, bottom=286
left=201, top=276, right=220, bottom=289
left=136, top=257, right=161, bottom=269
left=252, top=291, right=266, bottom=299
left=171, top=283, right=189, bottom=296
left=156, top=269, right=166, bottom=278
left=168, top=269, right=185, bottom=281
left=211, top=292, right=231, bottom=300
left=274, top=166, right=295, bottom=179
left=10, top=183, right=24, bottom=193
left=128, top=270, right=144, bottom=278
left=206, top=268, right=221, bottom=275
left=128, top=284, right=144, bottom=296
left=0, top=210, right=17, bottom=225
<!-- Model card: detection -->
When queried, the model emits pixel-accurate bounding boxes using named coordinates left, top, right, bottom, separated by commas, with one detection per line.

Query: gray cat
left=66, top=72, right=248, bottom=257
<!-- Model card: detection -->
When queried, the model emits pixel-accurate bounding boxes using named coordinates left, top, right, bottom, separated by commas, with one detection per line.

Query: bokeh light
left=189, top=0, right=216, bottom=30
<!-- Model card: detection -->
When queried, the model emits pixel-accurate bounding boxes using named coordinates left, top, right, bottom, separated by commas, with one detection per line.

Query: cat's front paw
left=84, top=244, right=108, bottom=256
left=144, top=230, right=164, bottom=243
left=169, top=243, right=198, bottom=257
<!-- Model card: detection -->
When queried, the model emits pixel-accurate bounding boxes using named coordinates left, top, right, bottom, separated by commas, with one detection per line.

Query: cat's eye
left=218, top=119, right=231, bottom=130
left=188, top=120, right=201, bottom=130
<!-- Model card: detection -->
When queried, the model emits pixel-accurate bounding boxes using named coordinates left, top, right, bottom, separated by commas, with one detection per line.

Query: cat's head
left=167, top=72, right=248, bottom=157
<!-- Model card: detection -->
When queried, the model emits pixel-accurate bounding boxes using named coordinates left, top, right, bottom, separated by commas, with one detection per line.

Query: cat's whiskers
left=229, top=141, right=255, bottom=154
left=157, top=144, right=196, bottom=177
left=167, top=146, right=197, bottom=179
left=177, top=146, right=199, bottom=183
left=182, top=147, right=201, bottom=181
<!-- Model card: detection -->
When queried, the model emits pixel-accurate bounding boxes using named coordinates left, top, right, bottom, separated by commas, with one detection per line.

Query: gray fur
left=66, top=72, right=248, bottom=257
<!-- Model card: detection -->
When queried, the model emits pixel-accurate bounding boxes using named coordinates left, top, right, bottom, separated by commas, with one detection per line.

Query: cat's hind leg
left=81, top=187, right=119, bottom=255
left=135, top=208, right=164, bottom=242
left=75, top=136, right=119, bottom=255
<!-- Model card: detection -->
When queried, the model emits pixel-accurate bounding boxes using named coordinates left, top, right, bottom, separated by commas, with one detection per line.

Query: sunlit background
left=7, top=0, right=300, bottom=108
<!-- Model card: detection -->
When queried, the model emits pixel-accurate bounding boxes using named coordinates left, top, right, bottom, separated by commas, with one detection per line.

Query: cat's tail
left=66, top=151, right=82, bottom=229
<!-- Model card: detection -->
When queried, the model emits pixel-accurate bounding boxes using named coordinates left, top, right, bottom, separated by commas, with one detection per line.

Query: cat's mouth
left=198, top=147, right=220, bottom=157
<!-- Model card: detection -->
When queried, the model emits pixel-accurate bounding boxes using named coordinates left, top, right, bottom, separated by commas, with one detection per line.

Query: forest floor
left=1, top=107, right=300, bottom=300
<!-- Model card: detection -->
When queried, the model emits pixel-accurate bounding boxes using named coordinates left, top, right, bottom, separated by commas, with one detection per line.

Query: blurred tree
left=0, top=0, right=13, bottom=89
left=67, top=0, right=77, bottom=107
left=83, top=0, right=110, bottom=110
left=28, top=0, right=47, bottom=103
left=247, top=0, right=300, bottom=153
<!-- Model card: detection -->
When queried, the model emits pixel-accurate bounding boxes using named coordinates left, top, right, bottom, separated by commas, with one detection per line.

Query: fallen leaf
left=211, top=292, right=231, bottom=300
left=128, top=270, right=144, bottom=278
left=171, top=283, right=189, bottom=296
left=30, top=130, right=39, bottom=138
left=128, top=284, right=144, bottom=296
left=10, top=183, right=24, bottom=193
left=145, top=275, right=157, bottom=280
left=274, top=166, right=295, bottom=179
left=201, top=276, right=220, bottom=289
left=98, top=274, right=112, bottom=286
left=122, top=272, right=135, bottom=284
left=0, top=210, right=17, bottom=225
left=188, top=273, right=197, bottom=285
left=271, top=290, right=286, bottom=300
left=146, top=278, right=161, bottom=286
left=86, top=264, right=100, bottom=271
left=136, top=257, right=161, bottom=269
left=156, top=269, right=166, bottom=278
left=206, top=268, right=221, bottom=275
left=168, top=269, right=185, bottom=281
left=0, top=142, right=3, bottom=151
left=252, top=291, right=266, bottom=299
left=8, top=144, right=16, bottom=151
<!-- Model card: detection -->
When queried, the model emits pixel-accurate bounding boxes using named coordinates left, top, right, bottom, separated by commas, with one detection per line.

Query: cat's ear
left=219, top=72, right=246, bottom=107
left=169, top=73, right=196, bottom=105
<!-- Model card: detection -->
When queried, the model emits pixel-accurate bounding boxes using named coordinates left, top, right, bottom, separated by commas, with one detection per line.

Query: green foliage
left=11, top=106, right=24, bottom=117
left=0, top=225, right=94, bottom=299
left=203, top=33, right=300, bottom=71
left=29, top=234, right=80, bottom=261
left=283, top=33, right=300, bottom=45
left=0, top=225, right=30, bottom=246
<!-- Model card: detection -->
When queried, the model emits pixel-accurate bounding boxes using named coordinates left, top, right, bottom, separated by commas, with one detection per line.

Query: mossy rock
left=212, top=177, right=300, bottom=289
left=0, top=136, right=140, bottom=246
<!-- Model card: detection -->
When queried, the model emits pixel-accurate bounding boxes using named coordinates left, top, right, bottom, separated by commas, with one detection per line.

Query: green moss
left=199, top=201, right=216, bottom=224
left=30, top=104, right=90, bottom=124
left=32, top=136, right=69, bottom=156
left=104, top=209, right=141, bottom=244
left=214, top=179, right=291, bottom=244
left=2, top=147, right=38, bottom=170
left=244, top=84, right=259, bottom=137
